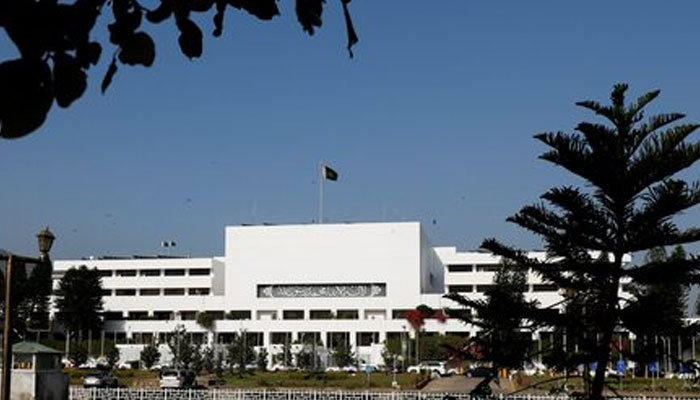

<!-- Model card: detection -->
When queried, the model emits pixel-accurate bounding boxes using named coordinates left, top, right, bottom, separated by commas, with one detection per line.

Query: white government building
left=51, top=221, right=605, bottom=366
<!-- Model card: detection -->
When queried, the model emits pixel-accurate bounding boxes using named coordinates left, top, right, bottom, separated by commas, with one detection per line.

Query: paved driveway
left=421, top=376, right=504, bottom=393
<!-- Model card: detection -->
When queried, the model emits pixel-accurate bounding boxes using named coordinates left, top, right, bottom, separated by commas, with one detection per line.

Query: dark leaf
left=0, top=58, right=54, bottom=139
left=101, top=57, right=118, bottom=93
left=118, top=31, right=156, bottom=67
left=109, top=5, right=142, bottom=45
left=212, top=0, right=226, bottom=37
left=341, top=0, right=358, bottom=58
left=176, top=18, right=203, bottom=59
left=53, top=53, right=87, bottom=108
left=296, top=0, right=323, bottom=35
left=228, top=0, right=279, bottom=20
left=146, top=0, right=173, bottom=23
left=192, top=0, right=214, bottom=12
left=75, top=41, right=102, bottom=68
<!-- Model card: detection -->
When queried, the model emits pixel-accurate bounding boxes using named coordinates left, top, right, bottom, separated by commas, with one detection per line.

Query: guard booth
left=2, top=341, right=68, bottom=400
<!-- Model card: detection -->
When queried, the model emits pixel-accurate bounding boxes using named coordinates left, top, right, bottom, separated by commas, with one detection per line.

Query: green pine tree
left=54, top=265, right=104, bottom=337
left=445, top=263, right=538, bottom=370
left=482, top=84, right=700, bottom=399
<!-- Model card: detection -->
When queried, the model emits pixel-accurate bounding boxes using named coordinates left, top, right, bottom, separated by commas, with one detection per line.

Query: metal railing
left=70, top=388, right=689, bottom=400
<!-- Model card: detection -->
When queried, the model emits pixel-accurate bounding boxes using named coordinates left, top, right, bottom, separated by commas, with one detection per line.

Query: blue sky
left=2, top=1, right=700, bottom=259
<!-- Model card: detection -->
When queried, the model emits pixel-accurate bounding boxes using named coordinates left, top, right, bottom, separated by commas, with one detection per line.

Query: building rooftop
left=12, top=341, right=62, bottom=354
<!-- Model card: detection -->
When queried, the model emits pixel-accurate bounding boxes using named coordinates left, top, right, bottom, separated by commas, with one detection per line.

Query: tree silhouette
left=54, top=265, right=104, bottom=337
left=445, top=263, right=539, bottom=370
left=0, top=0, right=359, bottom=139
left=482, top=84, right=700, bottom=399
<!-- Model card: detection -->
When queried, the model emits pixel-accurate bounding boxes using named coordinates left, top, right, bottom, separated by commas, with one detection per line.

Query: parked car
left=159, top=369, right=196, bottom=389
left=269, top=363, right=297, bottom=372
left=407, top=361, right=449, bottom=376
left=360, top=363, right=378, bottom=373
left=82, top=371, right=118, bottom=388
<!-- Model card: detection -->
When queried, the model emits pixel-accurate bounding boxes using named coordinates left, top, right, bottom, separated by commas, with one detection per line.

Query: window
left=246, top=332, right=264, bottom=346
left=476, top=265, right=500, bottom=272
left=128, top=311, right=148, bottom=320
left=326, top=332, right=350, bottom=349
left=115, top=289, right=136, bottom=296
left=163, top=288, right=185, bottom=296
left=446, top=308, right=472, bottom=319
left=227, top=310, right=252, bottom=320
left=103, top=312, right=123, bottom=321
left=115, top=270, right=137, bottom=277
left=310, top=310, right=333, bottom=320
left=532, top=284, right=558, bottom=292
left=447, top=264, right=473, bottom=272
left=188, top=288, right=210, bottom=296
left=207, top=311, right=225, bottom=320
left=191, top=333, right=206, bottom=345
left=101, top=289, right=112, bottom=296
left=476, top=285, right=493, bottom=293
left=217, top=333, right=236, bottom=344
left=365, top=309, right=386, bottom=320
left=153, top=311, right=173, bottom=320
left=448, top=285, right=473, bottom=293
left=97, top=270, right=113, bottom=277
left=270, top=332, right=292, bottom=345
left=180, top=311, right=197, bottom=320
left=140, top=269, right=160, bottom=276
left=164, top=269, right=185, bottom=276
left=115, top=332, right=127, bottom=344
left=298, top=332, right=321, bottom=344
left=391, top=309, right=411, bottom=319
left=336, top=310, right=358, bottom=320
left=140, top=288, right=160, bottom=296
left=356, top=332, right=380, bottom=346
left=283, top=310, right=304, bottom=320
left=189, top=268, right=211, bottom=276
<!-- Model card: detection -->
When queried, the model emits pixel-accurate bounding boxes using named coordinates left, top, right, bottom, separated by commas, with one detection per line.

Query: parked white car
left=407, top=361, right=449, bottom=376
left=159, top=369, right=196, bottom=389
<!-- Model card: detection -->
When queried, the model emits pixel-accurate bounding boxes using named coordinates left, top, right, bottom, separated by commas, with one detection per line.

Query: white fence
left=69, top=389, right=568, bottom=400
left=69, top=388, right=699, bottom=400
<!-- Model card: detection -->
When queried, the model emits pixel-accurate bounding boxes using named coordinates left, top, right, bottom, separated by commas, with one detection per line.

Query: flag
left=323, top=166, right=338, bottom=181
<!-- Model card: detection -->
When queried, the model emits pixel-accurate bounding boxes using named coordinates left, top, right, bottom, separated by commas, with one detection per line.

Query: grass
left=67, top=369, right=425, bottom=390
left=519, top=374, right=700, bottom=395
left=222, top=371, right=422, bottom=390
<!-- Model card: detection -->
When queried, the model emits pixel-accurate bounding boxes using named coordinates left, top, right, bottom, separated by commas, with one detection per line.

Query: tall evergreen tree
left=54, top=265, right=104, bottom=337
left=445, top=263, right=538, bottom=370
left=482, top=84, right=700, bottom=399
left=227, top=331, right=255, bottom=375
left=0, top=260, right=52, bottom=339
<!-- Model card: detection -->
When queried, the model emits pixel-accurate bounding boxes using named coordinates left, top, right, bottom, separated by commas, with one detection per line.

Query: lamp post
left=1, top=228, right=55, bottom=400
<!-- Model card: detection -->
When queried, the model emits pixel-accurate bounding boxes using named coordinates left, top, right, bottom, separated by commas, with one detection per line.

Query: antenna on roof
left=161, top=240, right=176, bottom=256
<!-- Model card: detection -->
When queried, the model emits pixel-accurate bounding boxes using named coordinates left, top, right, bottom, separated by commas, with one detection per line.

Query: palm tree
left=483, top=84, right=700, bottom=399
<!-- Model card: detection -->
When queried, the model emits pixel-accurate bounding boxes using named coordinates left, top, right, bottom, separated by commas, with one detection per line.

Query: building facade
left=51, top=222, right=623, bottom=366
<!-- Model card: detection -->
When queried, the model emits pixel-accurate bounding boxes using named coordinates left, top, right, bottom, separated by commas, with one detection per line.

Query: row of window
left=104, top=288, right=210, bottom=296
left=98, top=268, right=211, bottom=278
left=106, top=330, right=472, bottom=347
left=446, top=264, right=502, bottom=273
left=446, top=284, right=558, bottom=293
left=103, top=308, right=466, bottom=321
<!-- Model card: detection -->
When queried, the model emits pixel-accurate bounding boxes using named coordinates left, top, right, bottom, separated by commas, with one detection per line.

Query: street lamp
left=37, top=227, right=55, bottom=262
left=1, top=227, right=55, bottom=400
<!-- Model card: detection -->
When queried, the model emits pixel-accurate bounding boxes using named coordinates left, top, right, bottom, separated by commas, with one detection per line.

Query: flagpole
left=318, top=162, right=324, bottom=224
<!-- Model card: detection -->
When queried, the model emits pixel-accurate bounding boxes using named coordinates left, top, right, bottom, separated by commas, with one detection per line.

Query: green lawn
left=222, top=371, right=422, bottom=390
left=68, top=369, right=425, bottom=390
left=522, top=375, right=700, bottom=395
